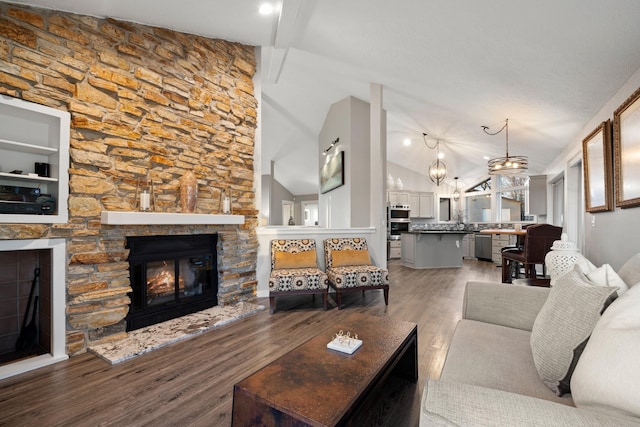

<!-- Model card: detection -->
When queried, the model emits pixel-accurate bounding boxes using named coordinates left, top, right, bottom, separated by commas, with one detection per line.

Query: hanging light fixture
left=452, top=177, right=460, bottom=202
left=482, top=118, right=528, bottom=175
left=423, top=133, right=447, bottom=186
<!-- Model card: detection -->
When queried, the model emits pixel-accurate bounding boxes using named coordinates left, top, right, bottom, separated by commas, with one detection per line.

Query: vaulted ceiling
left=10, top=0, right=640, bottom=194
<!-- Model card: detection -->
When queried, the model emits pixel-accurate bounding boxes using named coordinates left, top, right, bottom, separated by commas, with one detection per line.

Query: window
left=464, top=176, right=530, bottom=223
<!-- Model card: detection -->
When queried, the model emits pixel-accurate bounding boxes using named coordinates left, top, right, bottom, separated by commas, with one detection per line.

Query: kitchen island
left=401, top=231, right=471, bottom=269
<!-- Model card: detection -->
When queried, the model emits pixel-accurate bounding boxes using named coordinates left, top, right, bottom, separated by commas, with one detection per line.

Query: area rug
left=88, top=302, right=265, bottom=364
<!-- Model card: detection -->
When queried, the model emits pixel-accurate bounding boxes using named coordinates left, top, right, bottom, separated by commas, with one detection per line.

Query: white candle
left=140, top=191, right=150, bottom=211
left=223, top=196, right=230, bottom=214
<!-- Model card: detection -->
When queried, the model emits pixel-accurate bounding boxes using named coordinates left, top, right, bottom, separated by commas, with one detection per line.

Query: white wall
left=318, top=97, right=352, bottom=228
left=545, top=66, right=640, bottom=270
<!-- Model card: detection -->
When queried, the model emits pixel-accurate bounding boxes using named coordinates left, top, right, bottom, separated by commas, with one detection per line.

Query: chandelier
left=482, top=118, right=528, bottom=175
left=423, top=133, right=447, bottom=186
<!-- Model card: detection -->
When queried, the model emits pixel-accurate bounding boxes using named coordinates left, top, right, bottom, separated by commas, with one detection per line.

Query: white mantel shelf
left=100, top=211, right=245, bottom=225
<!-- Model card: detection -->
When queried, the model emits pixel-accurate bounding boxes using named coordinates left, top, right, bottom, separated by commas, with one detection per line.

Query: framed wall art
left=582, top=120, right=613, bottom=213
left=613, top=86, right=640, bottom=208
left=320, top=151, right=344, bottom=194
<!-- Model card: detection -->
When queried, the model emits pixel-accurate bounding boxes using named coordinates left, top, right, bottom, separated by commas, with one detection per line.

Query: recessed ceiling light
left=438, top=152, right=445, bottom=160
left=483, top=156, right=491, bottom=160
left=259, top=3, right=275, bottom=15
left=403, top=138, right=411, bottom=146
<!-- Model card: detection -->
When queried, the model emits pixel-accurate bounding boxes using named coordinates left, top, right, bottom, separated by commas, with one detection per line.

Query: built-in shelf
left=0, top=172, right=58, bottom=182
left=100, top=211, right=245, bottom=225
left=0, top=138, right=58, bottom=155
left=0, top=95, right=70, bottom=224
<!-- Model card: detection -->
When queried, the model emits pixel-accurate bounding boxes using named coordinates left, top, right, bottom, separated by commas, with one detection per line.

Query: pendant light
left=482, top=118, right=528, bottom=175
left=452, top=177, right=460, bottom=202
left=423, top=133, right=447, bottom=186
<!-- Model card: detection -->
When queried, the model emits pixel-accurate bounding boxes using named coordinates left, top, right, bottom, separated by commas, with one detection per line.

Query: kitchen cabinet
left=529, top=175, right=547, bottom=215
left=389, top=240, right=401, bottom=259
left=491, top=233, right=516, bottom=265
left=388, top=191, right=409, bottom=205
left=407, top=192, right=435, bottom=218
left=408, top=193, right=419, bottom=213
left=0, top=95, right=70, bottom=223
left=401, top=231, right=466, bottom=268
left=462, top=233, right=475, bottom=259
left=400, top=233, right=415, bottom=264
left=418, top=193, right=435, bottom=218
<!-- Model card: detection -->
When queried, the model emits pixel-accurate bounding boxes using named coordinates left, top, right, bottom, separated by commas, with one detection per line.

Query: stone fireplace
left=0, top=2, right=260, bottom=373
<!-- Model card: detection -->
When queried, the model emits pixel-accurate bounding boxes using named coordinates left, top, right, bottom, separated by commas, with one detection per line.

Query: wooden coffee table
left=231, top=312, right=418, bottom=426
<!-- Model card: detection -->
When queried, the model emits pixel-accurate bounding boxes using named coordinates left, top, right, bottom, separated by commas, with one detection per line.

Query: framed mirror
left=582, top=120, right=613, bottom=213
left=613, top=87, right=640, bottom=208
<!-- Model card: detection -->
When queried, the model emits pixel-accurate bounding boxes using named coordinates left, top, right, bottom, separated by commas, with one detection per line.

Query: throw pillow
left=586, top=264, right=629, bottom=295
left=331, top=249, right=371, bottom=267
left=530, top=265, right=619, bottom=396
left=274, top=250, right=317, bottom=269
left=571, top=283, right=640, bottom=418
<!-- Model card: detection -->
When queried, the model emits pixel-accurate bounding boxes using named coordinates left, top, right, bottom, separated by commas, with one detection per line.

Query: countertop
left=403, top=230, right=473, bottom=235
left=479, top=228, right=526, bottom=235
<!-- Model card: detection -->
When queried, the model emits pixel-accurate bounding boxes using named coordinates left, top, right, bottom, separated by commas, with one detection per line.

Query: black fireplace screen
left=125, top=234, right=218, bottom=331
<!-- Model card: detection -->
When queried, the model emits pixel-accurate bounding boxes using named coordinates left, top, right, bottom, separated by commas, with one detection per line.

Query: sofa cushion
left=421, top=380, right=639, bottom=427
left=571, top=283, right=640, bottom=419
left=331, top=249, right=371, bottom=267
left=617, top=252, right=640, bottom=288
left=586, top=263, right=629, bottom=295
left=441, top=319, right=572, bottom=405
left=273, top=250, right=317, bottom=270
left=530, top=266, right=618, bottom=396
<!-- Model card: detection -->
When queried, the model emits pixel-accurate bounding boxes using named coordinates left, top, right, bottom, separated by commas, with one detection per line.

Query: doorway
left=301, top=201, right=319, bottom=226
left=282, top=200, right=295, bottom=225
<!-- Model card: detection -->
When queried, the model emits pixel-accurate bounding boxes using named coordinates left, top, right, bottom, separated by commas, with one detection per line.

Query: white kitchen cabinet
left=418, top=192, right=435, bottom=218
left=0, top=95, right=70, bottom=223
left=491, top=233, right=516, bottom=265
left=389, top=240, right=401, bottom=259
left=388, top=191, right=410, bottom=205
left=407, top=192, right=435, bottom=218
left=408, top=193, right=419, bottom=213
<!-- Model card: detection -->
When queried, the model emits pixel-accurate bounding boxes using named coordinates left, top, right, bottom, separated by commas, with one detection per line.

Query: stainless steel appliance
left=388, top=204, right=411, bottom=240
left=388, top=204, right=411, bottom=220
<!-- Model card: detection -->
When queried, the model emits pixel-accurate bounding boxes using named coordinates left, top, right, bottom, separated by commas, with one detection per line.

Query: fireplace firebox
left=125, top=234, right=218, bottom=331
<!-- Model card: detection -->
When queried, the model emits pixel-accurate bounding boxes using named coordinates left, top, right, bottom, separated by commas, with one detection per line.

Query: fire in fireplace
left=125, top=234, right=218, bottom=331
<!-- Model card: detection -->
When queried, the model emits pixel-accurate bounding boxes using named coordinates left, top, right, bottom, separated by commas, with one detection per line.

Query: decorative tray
left=327, top=330, right=362, bottom=354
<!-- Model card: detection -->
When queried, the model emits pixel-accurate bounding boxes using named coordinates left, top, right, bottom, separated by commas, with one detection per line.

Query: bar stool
left=501, top=224, right=562, bottom=283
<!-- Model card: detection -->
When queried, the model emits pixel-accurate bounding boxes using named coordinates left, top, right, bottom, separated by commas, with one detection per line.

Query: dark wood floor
left=0, top=259, right=500, bottom=427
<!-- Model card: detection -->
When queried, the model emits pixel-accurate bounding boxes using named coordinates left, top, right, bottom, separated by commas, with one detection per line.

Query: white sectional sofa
left=421, top=254, right=640, bottom=426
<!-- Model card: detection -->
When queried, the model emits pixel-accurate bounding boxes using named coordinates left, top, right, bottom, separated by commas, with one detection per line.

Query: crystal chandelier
left=482, top=118, right=528, bottom=175
left=423, top=133, right=447, bottom=186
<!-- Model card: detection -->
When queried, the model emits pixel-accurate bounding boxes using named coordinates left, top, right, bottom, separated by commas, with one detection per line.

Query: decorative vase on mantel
left=180, top=171, right=197, bottom=213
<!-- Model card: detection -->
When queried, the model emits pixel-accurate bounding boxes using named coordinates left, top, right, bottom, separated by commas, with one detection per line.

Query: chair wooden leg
left=383, top=287, right=389, bottom=305
left=269, top=296, right=275, bottom=314
left=322, top=292, right=328, bottom=310
left=502, top=260, right=512, bottom=283
left=337, top=290, right=342, bottom=310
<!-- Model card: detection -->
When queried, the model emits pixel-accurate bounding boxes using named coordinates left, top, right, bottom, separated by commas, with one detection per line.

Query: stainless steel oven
left=388, top=204, right=411, bottom=240
left=388, top=204, right=411, bottom=220
left=389, top=220, right=410, bottom=239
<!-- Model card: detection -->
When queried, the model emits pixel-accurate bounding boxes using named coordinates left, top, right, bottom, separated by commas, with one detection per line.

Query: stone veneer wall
left=0, top=4, right=258, bottom=355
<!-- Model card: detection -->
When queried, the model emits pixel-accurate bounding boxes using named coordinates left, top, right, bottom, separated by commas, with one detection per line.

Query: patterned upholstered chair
left=268, top=239, right=329, bottom=314
left=323, top=237, right=389, bottom=309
